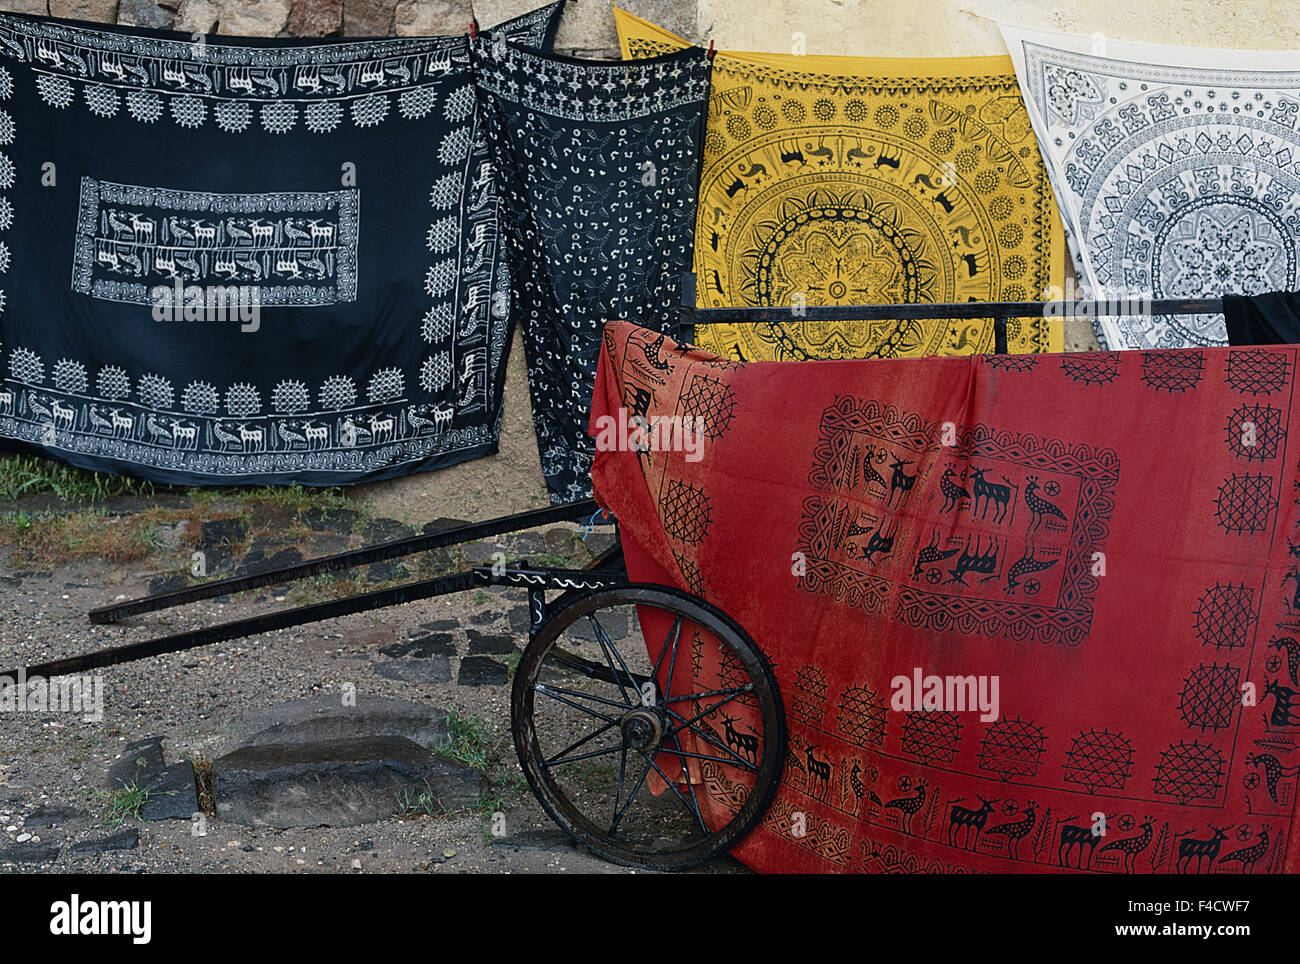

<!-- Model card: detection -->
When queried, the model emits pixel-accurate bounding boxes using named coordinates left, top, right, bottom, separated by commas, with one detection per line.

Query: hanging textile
left=615, top=9, right=1064, bottom=362
left=1225, top=292, right=1300, bottom=346
left=0, top=4, right=561, bottom=485
left=472, top=37, right=709, bottom=503
left=592, top=320, right=1300, bottom=874
left=495, top=2, right=564, bottom=53
left=1002, top=25, right=1300, bottom=351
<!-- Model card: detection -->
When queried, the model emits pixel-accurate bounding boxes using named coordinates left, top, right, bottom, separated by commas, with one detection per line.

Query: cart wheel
left=511, top=584, right=785, bottom=871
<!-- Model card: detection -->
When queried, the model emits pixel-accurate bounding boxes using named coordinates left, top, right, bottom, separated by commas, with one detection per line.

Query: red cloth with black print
left=590, top=321, right=1300, bottom=874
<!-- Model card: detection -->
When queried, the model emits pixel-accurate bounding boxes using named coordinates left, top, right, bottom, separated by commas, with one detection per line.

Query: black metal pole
left=6, top=553, right=630, bottom=679
left=4, top=570, right=481, bottom=680
left=688, top=297, right=1222, bottom=324
left=678, top=271, right=697, bottom=344
left=88, top=498, right=600, bottom=625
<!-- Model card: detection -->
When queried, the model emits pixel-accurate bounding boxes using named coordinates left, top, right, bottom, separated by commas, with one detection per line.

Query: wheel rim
left=511, top=585, right=785, bottom=870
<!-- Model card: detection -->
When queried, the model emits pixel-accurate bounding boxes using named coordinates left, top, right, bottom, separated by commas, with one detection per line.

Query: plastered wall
left=693, top=0, right=1300, bottom=58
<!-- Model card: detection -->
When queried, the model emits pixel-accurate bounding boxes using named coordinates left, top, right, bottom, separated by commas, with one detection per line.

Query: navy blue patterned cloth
left=1224, top=291, right=1300, bottom=346
left=472, top=38, right=709, bottom=502
left=0, top=4, right=559, bottom=485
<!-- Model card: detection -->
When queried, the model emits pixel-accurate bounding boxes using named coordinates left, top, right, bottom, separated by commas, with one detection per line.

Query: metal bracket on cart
left=472, top=553, right=627, bottom=644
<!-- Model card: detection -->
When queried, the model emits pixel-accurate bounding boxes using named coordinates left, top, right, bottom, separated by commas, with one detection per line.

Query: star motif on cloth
left=1167, top=210, right=1282, bottom=297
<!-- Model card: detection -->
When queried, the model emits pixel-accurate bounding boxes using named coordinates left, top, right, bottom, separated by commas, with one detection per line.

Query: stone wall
left=1, top=0, right=1280, bottom=519
left=0, top=0, right=691, bottom=48
left=0, top=0, right=479, bottom=39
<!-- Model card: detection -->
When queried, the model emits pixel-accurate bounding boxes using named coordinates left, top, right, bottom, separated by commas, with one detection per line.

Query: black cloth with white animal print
left=472, top=38, right=709, bottom=503
left=0, top=4, right=561, bottom=485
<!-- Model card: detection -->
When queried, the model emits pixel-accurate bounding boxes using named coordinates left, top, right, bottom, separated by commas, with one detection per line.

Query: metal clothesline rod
left=674, top=272, right=1224, bottom=353
left=86, top=498, right=600, bottom=625
left=681, top=296, right=1225, bottom=323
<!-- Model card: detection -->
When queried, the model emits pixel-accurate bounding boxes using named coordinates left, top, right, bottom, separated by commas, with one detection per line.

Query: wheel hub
left=620, top=707, right=663, bottom=750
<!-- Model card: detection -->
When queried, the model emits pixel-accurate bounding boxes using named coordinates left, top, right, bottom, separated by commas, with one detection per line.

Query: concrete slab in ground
left=0, top=843, right=59, bottom=865
left=71, top=829, right=140, bottom=853
left=23, top=804, right=83, bottom=828
left=226, top=694, right=451, bottom=756
left=107, top=736, right=198, bottom=820
left=457, top=656, right=508, bottom=686
left=213, top=736, right=484, bottom=828
left=373, top=659, right=453, bottom=683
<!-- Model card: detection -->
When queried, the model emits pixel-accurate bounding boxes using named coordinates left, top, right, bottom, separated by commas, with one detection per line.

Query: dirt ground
left=0, top=492, right=746, bottom=876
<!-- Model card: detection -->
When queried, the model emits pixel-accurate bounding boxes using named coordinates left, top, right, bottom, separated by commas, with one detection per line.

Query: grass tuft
left=435, top=709, right=496, bottom=772
left=0, top=509, right=166, bottom=565
left=395, top=778, right=445, bottom=818
left=427, top=709, right=532, bottom=832
left=0, top=454, right=154, bottom=504
left=91, top=756, right=178, bottom=827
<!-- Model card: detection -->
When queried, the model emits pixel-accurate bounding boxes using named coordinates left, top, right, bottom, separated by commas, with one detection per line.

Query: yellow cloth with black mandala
left=615, top=8, right=1064, bottom=360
